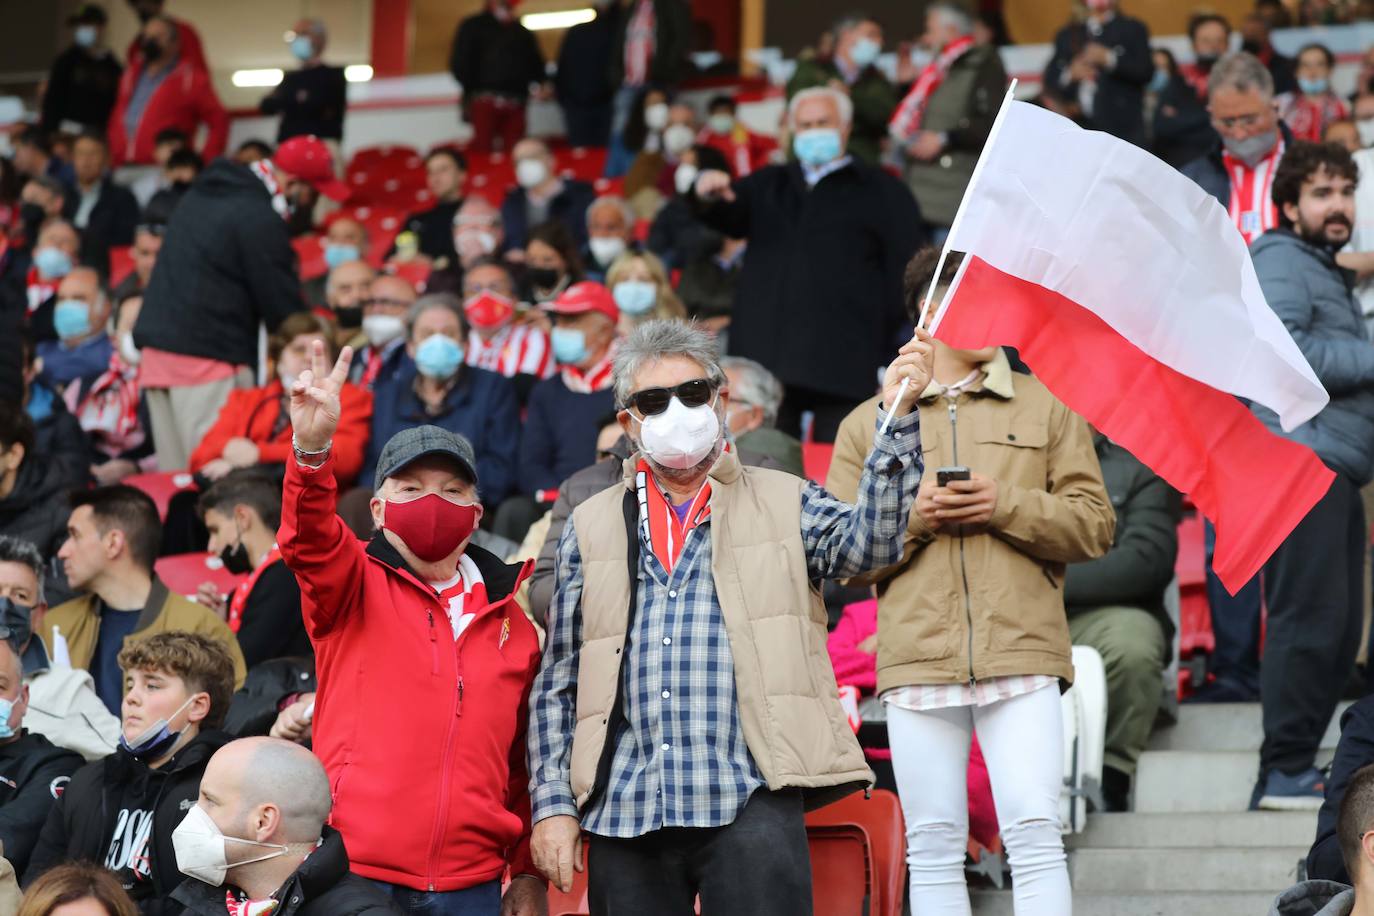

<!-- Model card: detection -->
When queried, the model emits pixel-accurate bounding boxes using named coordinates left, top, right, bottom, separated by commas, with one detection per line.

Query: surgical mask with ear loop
left=119, top=694, right=197, bottom=762
left=172, top=805, right=291, bottom=887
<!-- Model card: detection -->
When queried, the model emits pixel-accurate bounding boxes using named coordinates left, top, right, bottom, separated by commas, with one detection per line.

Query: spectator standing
left=196, top=471, right=309, bottom=672
left=786, top=12, right=896, bottom=165
left=1277, top=44, right=1350, bottom=143
left=278, top=344, right=547, bottom=915
left=0, top=403, right=71, bottom=563
left=693, top=87, right=925, bottom=442
left=123, top=0, right=208, bottom=74
left=891, top=2, right=1007, bottom=242
left=1239, top=11, right=1298, bottom=96
left=582, top=195, right=637, bottom=282
left=827, top=249, right=1113, bottom=914
left=45, top=486, right=247, bottom=715
left=462, top=257, right=554, bottom=402
left=501, top=138, right=596, bottom=254
left=697, top=95, right=778, bottom=178
left=363, top=295, right=521, bottom=505
left=168, top=737, right=402, bottom=914
left=399, top=148, right=467, bottom=264
left=65, top=133, right=138, bottom=279
left=556, top=0, right=620, bottom=148
left=107, top=15, right=227, bottom=168
left=41, top=4, right=123, bottom=137
left=349, top=274, right=417, bottom=390
left=133, top=136, right=345, bottom=471
left=1178, top=13, right=1231, bottom=102
left=527, top=320, right=933, bottom=913
left=606, top=0, right=692, bottom=176
left=719, top=356, right=803, bottom=478
left=24, top=632, right=236, bottom=911
left=259, top=19, right=346, bottom=144
left=449, top=1, right=547, bottom=154
left=1249, top=143, right=1374, bottom=809
left=1042, top=0, right=1152, bottom=147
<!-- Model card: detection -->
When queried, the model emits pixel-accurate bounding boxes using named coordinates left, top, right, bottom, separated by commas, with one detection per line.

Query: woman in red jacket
left=190, top=312, right=372, bottom=485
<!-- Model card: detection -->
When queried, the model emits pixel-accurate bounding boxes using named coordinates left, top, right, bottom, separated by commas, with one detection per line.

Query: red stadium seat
left=108, top=246, right=134, bottom=289
left=546, top=846, right=590, bottom=916
left=593, top=176, right=624, bottom=196
left=807, top=789, right=906, bottom=916
left=346, top=144, right=422, bottom=176
left=806, top=826, right=870, bottom=916
left=292, top=234, right=326, bottom=280
left=802, top=442, right=835, bottom=485
left=124, top=471, right=198, bottom=522
left=155, top=552, right=245, bottom=599
left=554, top=146, right=608, bottom=182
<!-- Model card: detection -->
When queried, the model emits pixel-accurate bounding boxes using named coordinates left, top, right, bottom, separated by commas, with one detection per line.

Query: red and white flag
left=930, top=96, right=1332, bottom=594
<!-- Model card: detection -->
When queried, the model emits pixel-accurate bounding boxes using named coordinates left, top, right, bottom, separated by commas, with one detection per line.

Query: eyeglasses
left=1213, top=112, right=1267, bottom=131
left=625, top=379, right=715, bottom=417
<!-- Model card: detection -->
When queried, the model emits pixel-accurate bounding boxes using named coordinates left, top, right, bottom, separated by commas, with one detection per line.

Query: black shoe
left=1100, top=766, right=1131, bottom=812
left=1185, top=676, right=1260, bottom=703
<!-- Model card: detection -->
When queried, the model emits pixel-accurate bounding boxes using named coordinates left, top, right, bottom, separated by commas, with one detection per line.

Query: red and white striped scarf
left=467, top=323, right=555, bottom=380
left=1277, top=92, right=1349, bottom=143
left=624, top=0, right=656, bottom=86
left=71, top=350, right=142, bottom=454
left=635, top=459, right=711, bottom=574
left=249, top=158, right=290, bottom=218
left=889, top=36, right=977, bottom=143
left=224, top=891, right=278, bottom=916
left=1223, top=137, right=1285, bottom=246
left=559, top=339, right=618, bottom=394
left=26, top=267, right=58, bottom=314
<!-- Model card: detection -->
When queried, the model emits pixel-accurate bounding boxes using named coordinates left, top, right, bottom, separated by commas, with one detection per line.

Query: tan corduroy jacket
left=827, top=352, right=1115, bottom=693
left=567, top=448, right=872, bottom=812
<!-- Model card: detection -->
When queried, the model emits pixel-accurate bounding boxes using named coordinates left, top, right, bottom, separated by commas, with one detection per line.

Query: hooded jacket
left=0, top=730, right=83, bottom=877
left=1268, top=880, right=1355, bottom=916
left=133, top=159, right=302, bottom=370
left=278, top=453, right=541, bottom=893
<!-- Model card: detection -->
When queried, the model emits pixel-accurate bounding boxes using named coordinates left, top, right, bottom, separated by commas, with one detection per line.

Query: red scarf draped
left=26, top=267, right=58, bottom=313
left=74, top=350, right=141, bottom=449
left=560, top=340, right=618, bottom=394
left=889, top=36, right=977, bottom=143
left=635, top=459, right=712, bottom=574
left=227, top=547, right=281, bottom=633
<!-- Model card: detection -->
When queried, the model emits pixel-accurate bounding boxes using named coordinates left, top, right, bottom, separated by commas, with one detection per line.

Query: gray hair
left=720, top=356, right=783, bottom=427
left=1208, top=51, right=1274, bottom=100
left=788, top=87, right=854, bottom=130
left=613, top=320, right=725, bottom=407
left=833, top=11, right=874, bottom=37
left=0, top=536, right=45, bottom=606
left=325, top=259, right=375, bottom=294
left=928, top=2, right=974, bottom=35
left=586, top=194, right=635, bottom=232
left=405, top=292, right=465, bottom=339
left=454, top=195, right=501, bottom=227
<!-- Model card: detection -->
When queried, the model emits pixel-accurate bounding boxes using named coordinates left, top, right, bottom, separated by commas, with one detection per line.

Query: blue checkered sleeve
left=803, top=406, right=923, bottom=580
left=527, top=517, right=584, bottom=824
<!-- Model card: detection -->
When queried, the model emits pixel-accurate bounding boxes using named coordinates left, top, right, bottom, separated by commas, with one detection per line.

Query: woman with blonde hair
left=604, top=250, right=686, bottom=336
left=18, top=861, right=137, bottom=916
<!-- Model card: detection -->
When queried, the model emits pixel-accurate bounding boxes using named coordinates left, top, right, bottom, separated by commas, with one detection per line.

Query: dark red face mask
left=383, top=493, right=479, bottom=562
left=463, top=292, right=516, bottom=331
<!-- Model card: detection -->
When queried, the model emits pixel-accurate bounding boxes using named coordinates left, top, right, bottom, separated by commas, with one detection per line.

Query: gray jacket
left=1269, top=880, right=1354, bottom=916
left=1250, top=229, right=1374, bottom=485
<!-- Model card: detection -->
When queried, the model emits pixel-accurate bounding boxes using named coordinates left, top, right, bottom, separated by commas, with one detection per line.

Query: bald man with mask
left=170, top=737, right=400, bottom=914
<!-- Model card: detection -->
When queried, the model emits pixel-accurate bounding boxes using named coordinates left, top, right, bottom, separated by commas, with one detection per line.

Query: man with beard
left=1248, top=142, right=1373, bottom=810
left=527, top=320, right=933, bottom=914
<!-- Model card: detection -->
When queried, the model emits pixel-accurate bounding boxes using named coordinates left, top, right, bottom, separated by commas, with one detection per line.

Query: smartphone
left=936, top=466, right=971, bottom=487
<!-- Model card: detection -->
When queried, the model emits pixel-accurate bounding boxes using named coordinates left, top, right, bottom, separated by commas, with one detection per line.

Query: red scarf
left=227, top=546, right=281, bottom=633
left=26, top=267, right=58, bottom=313
left=1278, top=91, right=1349, bottom=143
left=560, top=339, right=618, bottom=394
left=635, top=459, right=711, bottom=574
left=1222, top=136, right=1285, bottom=246
left=224, top=891, right=278, bottom=916
left=889, top=36, right=977, bottom=142
left=73, top=350, right=142, bottom=453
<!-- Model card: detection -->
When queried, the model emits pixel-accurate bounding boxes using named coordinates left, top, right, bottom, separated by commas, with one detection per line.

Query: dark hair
left=117, top=631, right=236, bottom=729
left=197, top=468, right=283, bottom=531
left=463, top=255, right=514, bottom=286
left=165, top=148, right=203, bottom=173
left=269, top=311, right=340, bottom=364
left=527, top=220, right=585, bottom=282
left=692, top=143, right=731, bottom=177
left=426, top=147, right=468, bottom=172
left=1187, top=12, right=1230, bottom=42
left=235, top=139, right=274, bottom=159
left=12, top=125, right=51, bottom=156
left=1155, top=46, right=1180, bottom=77
left=69, top=486, right=162, bottom=572
left=73, top=129, right=109, bottom=150
left=902, top=247, right=964, bottom=324
left=0, top=400, right=35, bottom=456
left=28, top=175, right=69, bottom=208
left=1271, top=141, right=1359, bottom=228
left=17, top=860, right=138, bottom=916
left=1339, top=764, right=1374, bottom=878
left=152, top=127, right=189, bottom=148
left=622, top=85, right=671, bottom=155
left=708, top=94, right=736, bottom=113
left=1297, top=42, right=1335, bottom=69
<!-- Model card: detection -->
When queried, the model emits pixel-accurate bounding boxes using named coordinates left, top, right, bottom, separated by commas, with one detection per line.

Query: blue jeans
left=605, top=85, right=641, bottom=177
left=1204, top=520, right=1262, bottom=692
left=369, top=879, right=500, bottom=915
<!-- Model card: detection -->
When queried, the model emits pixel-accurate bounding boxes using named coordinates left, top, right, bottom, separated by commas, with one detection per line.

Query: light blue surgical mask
left=849, top=37, right=881, bottom=68
left=414, top=333, right=464, bottom=380
left=613, top=280, right=657, bottom=316
left=74, top=25, right=99, bottom=48
left=53, top=298, right=92, bottom=340
left=793, top=129, right=843, bottom=168
left=551, top=326, right=588, bottom=365
left=324, top=243, right=361, bottom=271
left=1148, top=69, right=1169, bottom=94
left=33, top=246, right=72, bottom=280
left=0, top=695, right=17, bottom=740
left=291, top=35, right=315, bottom=61
left=1298, top=77, right=1329, bottom=95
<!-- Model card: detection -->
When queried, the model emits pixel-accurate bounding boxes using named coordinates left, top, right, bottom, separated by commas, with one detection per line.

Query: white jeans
left=887, top=684, right=1071, bottom=915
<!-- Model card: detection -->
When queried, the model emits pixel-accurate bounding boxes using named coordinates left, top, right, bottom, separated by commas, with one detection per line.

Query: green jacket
left=786, top=56, right=897, bottom=165
left=736, top=426, right=804, bottom=479
left=900, top=43, right=1007, bottom=227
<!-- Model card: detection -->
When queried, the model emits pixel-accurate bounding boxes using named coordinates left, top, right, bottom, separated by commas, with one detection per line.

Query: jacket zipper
left=425, top=593, right=460, bottom=891
left=949, top=401, right=977, bottom=687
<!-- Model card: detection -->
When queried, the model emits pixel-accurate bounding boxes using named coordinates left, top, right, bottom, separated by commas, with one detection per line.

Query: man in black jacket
left=132, top=136, right=344, bottom=471
left=0, top=401, right=72, bottom=564
left=449, top=1, right=547, bottom=154
left=693, top=86, right=925, bottom=442
left=170, top=737, right=401, bottom=915
left=66, top=132, right=139, bottom=279
left=1065, top=434, right=1180, bottom=811
left=41, top=4, right=123, bottom=136
left=556, top=0, right=619, bottom=148
left=0, top=640, right=83, bottom=877
left=1042, top=0, right=1152, bottom=147
left=260, top=19, right=347, bottom=144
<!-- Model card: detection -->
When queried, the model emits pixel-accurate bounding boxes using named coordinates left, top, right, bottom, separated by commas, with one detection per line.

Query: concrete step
left=1149, top=701, right=1349, bottom=753
left=1068, top=846, right=1305, bottom=893
left=1068, top=811, right=1318, bottom=849
left=1135, top=749, right=1334, bottom=813
left=970, top=890, right=1280, bottom=916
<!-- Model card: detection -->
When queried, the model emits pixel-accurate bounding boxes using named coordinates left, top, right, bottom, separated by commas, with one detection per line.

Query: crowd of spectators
left=0, top=0, right=1371, bottom=913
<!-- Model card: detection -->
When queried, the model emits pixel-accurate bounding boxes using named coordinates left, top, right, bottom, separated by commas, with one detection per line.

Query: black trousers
left=777, top=384, right=862, bottom=444
left=1260, top=471, right=1365, bottom=774
left=588, top=789, right=812, bottom=916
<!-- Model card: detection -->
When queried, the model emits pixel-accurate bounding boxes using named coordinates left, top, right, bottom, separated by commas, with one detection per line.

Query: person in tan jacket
left=828, top=248, right=1114, bottom=916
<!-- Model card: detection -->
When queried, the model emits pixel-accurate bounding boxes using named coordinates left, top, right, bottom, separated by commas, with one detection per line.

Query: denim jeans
left=369, top=879, right=501, bottom=915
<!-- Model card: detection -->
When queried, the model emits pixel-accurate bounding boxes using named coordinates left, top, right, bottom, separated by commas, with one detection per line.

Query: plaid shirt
left=529, top=408, right=923, bottom=838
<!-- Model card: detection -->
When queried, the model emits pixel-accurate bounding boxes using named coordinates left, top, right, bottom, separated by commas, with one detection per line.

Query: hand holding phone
left=936, top=466, right=971, bottom=487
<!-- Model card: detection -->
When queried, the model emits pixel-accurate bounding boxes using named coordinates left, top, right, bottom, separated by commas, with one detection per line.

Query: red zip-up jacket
left=107, top=56, right=227, bottom=167
left=278, top=453, right=541, bottom=892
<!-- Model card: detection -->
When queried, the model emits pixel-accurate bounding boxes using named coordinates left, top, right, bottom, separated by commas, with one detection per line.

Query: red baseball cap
left=273, top=135, right=350, bottom=202
left=544, top=281, right=619, bottom=323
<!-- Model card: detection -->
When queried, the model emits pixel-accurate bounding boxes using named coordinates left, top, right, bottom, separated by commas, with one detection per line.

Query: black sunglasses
left=625, top=379, right=716, bottom=417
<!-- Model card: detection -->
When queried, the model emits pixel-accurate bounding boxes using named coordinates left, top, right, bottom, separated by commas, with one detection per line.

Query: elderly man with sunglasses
left=528, top=319, right=934, bottom=916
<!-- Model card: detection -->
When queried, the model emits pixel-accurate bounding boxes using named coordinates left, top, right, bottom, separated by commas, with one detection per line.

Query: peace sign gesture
left=289, top=339, right=353, bottom=453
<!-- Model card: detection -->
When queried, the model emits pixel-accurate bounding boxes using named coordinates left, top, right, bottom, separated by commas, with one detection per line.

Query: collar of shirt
left=802, top=155, right=853, bottom=188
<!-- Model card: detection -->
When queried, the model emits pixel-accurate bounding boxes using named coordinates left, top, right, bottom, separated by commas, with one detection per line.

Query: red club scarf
left=635, top=459, right=712, bottom=574
left=227, top=546, right=282, bottom=633
left=74, top=350, right=141, bottom=449
left=224, top=891, right=278, bottom=916
left=560, top=339, right=618, bottom=394
left=889, top=36, right=977, bottom=143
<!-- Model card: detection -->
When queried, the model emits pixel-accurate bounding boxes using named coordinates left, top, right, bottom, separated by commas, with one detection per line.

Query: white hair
left=928, top=2, right=974, bottom=35
left=1208, top=51, right=1275, bottom=100
left=719, top=356, right=783, bottom=427
left=613, top=320, right=725, bottom=407
left=587, top=194, right=635, bottom=232
left=788, top=87, right=853, bottom=130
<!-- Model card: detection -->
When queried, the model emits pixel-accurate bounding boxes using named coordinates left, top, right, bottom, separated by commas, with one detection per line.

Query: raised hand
left=882, top=327, right=935, bottom=416
left=289, top=340, right=352, bottom=453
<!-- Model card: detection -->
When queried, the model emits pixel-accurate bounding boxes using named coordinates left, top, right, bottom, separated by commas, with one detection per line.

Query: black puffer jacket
left=133, top=159, right=303, bottom=369
left=0, top=457, right=73, bottom=560
left=223, top=656, right=316, bottom=738
left=172, top=826, right=402, bottom=915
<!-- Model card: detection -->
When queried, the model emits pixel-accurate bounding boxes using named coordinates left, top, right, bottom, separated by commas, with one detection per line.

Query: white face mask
left=515, top=158, right=549, bottom=189
left=674, top=163, right=699, bottom=196
left=636, top=396, right=721, bottom=470
left=119, top=331, right=141, bottom=365
left=173, top=804, right=289, bottom=887
left=362, top=313, right=405, bottom=348
left=645, top=103, right=670, bottom=132
left=663, top=123, right=696, bottom=157
left=1358, top=118, right=1374, bottom=148
left=589, top=235, right=627, bottom=266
